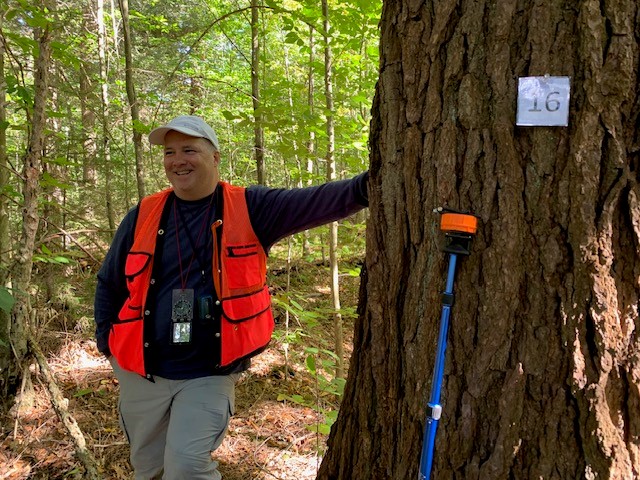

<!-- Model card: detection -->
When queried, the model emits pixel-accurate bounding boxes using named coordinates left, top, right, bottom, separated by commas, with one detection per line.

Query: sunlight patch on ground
left=47, top=338, right=110, bottom=378
left=314, top=285, right=331, bottom=295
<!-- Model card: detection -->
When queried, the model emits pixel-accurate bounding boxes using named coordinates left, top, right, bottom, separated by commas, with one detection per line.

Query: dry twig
left=27, top=333, right=101, bottom=480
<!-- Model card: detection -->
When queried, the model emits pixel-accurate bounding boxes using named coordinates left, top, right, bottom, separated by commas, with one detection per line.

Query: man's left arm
left=246, top=171, right=369, bottom=250
left=94, top=208, right=137, bottom=357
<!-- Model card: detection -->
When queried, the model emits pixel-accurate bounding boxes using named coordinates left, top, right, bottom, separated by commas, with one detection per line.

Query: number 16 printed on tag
left=516, top=76, right=570, bottom=127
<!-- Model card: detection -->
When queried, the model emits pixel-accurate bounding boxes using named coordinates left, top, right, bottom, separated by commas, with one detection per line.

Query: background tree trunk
left=322, top=0, right=345, bottom=379
left=97, top=0, right=115, bottom=234
left=79, top=59, right=97, bottom=186
left=252, top=0, right=265, bottom=185
left=1, top=3, right=52, bottom=406
left=0, top=18, right=8, bottom=272
left=79, top=0, right=98, bottom=188
left=0, top=16, right=10, bottom=390
left=302, top=24, right=316, bottom=257
left=118, top=0, right=145, bottom=200
left=319, top=0, right=640, bottom=479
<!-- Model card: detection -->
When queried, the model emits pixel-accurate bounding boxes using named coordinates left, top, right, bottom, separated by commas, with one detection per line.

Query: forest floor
left=0, top=249, right=363, bottom=480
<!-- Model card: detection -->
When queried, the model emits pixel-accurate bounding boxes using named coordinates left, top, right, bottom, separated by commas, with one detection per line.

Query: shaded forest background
left=0, top=0, right=380, bottom=478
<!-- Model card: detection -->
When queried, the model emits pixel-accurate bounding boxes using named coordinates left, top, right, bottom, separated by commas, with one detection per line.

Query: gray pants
left=110, top=358, right=237, bottom=480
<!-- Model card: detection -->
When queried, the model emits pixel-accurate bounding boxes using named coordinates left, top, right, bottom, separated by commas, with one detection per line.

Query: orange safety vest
left=109, top=182, right=275, bottom=376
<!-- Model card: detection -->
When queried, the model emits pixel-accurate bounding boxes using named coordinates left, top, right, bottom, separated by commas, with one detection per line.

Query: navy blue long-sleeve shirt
left=94, top=172, right=368, bottom=379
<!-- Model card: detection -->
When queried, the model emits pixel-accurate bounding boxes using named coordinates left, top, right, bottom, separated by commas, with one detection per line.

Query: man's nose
left=172, top=152, right=188, bottom=164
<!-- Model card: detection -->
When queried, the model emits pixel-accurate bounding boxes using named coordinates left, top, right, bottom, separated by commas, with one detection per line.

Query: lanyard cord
left=176, top=199, right=212, bottom=275
left=173, top=194, right=215, bottom=290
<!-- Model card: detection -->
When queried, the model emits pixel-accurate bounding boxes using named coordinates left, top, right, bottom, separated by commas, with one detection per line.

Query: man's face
left=163, top=130, right=220, bottom=200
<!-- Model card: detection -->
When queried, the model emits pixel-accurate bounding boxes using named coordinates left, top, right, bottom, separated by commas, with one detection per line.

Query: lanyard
left=172, top=194, right=214, bottom=290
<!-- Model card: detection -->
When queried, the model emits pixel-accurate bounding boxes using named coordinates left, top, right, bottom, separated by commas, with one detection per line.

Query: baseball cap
left=148, top=115, right=220, bottom=150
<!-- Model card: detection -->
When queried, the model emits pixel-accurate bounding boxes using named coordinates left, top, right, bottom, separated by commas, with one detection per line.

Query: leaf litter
left=0, top=257, right=361, bottom=480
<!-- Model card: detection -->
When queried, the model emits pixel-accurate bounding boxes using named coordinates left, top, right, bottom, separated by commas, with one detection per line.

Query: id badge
left=171, top=289, right=194, bottom=344
left=172, top=322, right=192, bottom=344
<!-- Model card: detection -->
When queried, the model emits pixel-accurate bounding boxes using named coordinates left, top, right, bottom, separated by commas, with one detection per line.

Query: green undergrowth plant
left=267, top=228, right=365, bottom=448
left=275, top=344, right=345, bottom=437
left=0, top=287, right=15, bottom=314
left=271, top=288, right=357, bottom=446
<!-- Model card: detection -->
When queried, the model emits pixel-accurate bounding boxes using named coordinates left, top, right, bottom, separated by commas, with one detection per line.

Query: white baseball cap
left=149, top=115, right=219, bottom=150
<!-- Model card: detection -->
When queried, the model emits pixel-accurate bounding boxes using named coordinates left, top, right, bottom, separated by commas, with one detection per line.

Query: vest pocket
left=108, top=319, right=145, bottom=375
left=223, top=244, right=262, bottom=289
left=119, top=252, right=152, bottom=321
left=219, top=286, right=274, bottom=366
left=226, top=244, right=259, bottom=258
left=221, top=285, right=272, bottom=322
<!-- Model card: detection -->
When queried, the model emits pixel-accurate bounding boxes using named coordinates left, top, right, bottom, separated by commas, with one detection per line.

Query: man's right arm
left=94, top=207, right=138, bottom=357
left=245, top=172, right=369, bottom=251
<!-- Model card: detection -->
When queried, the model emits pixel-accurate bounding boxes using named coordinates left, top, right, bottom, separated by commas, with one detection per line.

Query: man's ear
left=213, top=151, right=220, bottom=166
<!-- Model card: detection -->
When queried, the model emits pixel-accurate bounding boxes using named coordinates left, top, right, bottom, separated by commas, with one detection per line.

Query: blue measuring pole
left=418, top=252, right=459, bottom=480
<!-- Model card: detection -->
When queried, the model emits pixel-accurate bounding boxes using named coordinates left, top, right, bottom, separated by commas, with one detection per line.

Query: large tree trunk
left=319, top=1, right=640, bottom=479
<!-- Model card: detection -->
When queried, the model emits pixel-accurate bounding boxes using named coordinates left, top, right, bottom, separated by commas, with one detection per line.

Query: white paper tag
left=516, top=76, right=570, bottom=127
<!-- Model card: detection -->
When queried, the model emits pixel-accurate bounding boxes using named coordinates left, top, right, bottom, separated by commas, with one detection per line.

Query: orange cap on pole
left=440, top=213, right=478, bottom=234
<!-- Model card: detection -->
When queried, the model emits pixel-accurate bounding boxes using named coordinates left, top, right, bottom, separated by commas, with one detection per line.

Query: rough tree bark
left=1, top=1, right=52, bottom=406
left=319, top=1, right=639, bottom=479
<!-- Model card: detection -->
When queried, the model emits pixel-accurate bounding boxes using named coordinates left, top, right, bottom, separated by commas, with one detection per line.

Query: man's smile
left=162, top=130, right=220, bottom=200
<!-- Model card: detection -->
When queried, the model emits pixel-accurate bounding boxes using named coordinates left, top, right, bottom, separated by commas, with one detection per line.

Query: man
left=94, top=115, right=369, bottom=479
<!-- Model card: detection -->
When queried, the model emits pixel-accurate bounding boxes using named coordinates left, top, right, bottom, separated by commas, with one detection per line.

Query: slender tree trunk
left=319, top=0, right=640, bottom=479
left=118, top=0, right=145, bottom=200
left=283, top=43, right=301, bottom=183
left=109, top=0, right=118, bottom=43
left=322, top=0, right=344, bottom=380
left=97, top=0, right=115, bottom=233
left=0, top=16, right=10, bottom=389
left=79, top=68, right=96, bottom=185
left=0, top=20, right=7, bottom=273
left=80, top=4, right=97, bottom=186
left=302, top=25, right=316, bottom=257
left=1, top=2, right=52, bottom=407
left=41, top=81, right=57, bottom=303
left=189, top=76, right=201, bottom=115
left=251, top=0, right=265, bottom=185
left=306, top=25, right=316, bottom=171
